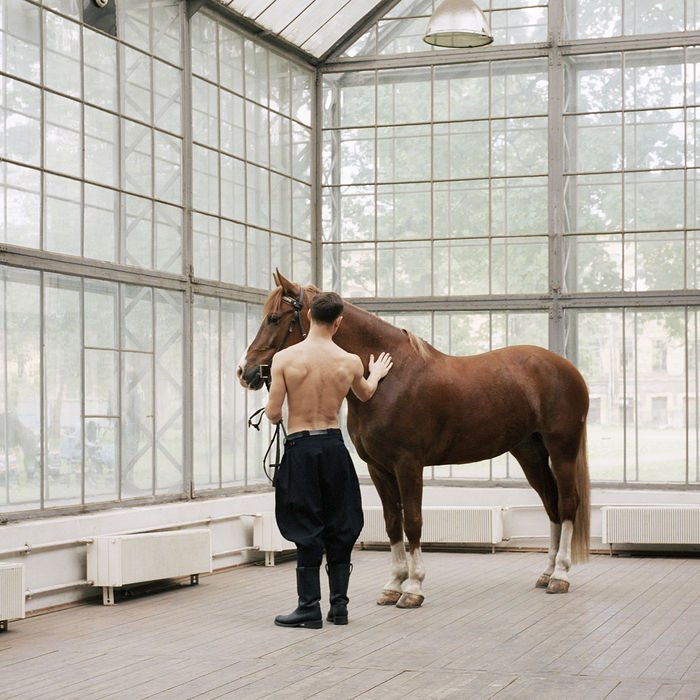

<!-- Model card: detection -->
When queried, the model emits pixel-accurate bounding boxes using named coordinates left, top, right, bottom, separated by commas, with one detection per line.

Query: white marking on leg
left=552, top=520, right=574, bottom=583
left=383, top=541, right=408, bottom=593
left=543, top=522, right=561, bottom=577
left=401, top=547, right=425, bottom=596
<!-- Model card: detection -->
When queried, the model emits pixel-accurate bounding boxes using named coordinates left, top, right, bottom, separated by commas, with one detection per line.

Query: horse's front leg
left=396, top=467, right=425, bottom=608
left=377, top=541, right=409, bottom=605
left=396, top=542, right=425, bottom=608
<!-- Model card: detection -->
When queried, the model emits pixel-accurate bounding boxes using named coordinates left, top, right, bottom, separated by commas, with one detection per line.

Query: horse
left=237, top=271, right=590, bottom=607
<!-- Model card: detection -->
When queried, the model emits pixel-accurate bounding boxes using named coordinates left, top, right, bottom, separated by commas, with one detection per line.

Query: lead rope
left=247, top=407, right=287, bottom=486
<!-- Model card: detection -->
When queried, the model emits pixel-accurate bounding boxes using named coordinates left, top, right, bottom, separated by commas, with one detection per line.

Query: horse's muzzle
left=237, top=364, right=265, bottom=391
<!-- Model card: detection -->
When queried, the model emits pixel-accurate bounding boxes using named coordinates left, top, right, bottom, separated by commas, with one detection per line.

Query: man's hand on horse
left=369, top=352, right=393, bottom=380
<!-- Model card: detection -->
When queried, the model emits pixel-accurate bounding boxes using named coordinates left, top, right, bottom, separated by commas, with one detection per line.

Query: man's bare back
left=265, top=300, right=392, bottom=433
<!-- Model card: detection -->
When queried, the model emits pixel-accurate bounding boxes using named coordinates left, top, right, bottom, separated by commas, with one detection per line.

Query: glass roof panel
left=213, top=0, right=393, bottom=58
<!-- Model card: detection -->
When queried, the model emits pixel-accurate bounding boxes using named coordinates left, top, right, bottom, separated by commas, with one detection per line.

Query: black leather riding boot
left=326, top=563, right=352, bottom=625
left=274, top=566, right=322, bottom=629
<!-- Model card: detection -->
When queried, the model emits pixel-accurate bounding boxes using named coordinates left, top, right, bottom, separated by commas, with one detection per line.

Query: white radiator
left=602, top=506, right=700, bottom=547
left=87, top=529, right=212, bottom=605
left=360, top=506, right=504, bottom=548
left=253, top=513, right=294, bottom=567
left=0, top=563, right=25, bottom=631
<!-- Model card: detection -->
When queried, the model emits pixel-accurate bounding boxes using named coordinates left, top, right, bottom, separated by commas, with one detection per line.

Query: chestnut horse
left=238, top=272, right=590, bottom=607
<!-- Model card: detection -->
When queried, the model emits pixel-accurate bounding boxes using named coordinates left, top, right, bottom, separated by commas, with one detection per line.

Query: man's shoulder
left=338, top=349, right=363, bottom=371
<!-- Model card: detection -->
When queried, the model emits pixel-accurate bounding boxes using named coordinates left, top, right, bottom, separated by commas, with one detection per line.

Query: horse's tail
left=571, top=422, right=590, bottom=564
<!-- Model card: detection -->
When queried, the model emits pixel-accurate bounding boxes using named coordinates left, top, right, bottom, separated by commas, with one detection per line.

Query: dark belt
left=285, top=428, right=342, bottom=442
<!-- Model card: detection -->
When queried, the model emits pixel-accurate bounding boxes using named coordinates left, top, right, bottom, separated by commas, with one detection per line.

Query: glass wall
left=3, top=0, right=700, bottom=509
left=0, top=1, right=314, bottom=514
left=322, top=60, right=549, bottom=298
left=189, top=12, right=313, bottom=288
left=322, top=0, right=700, bottom=486
left=0, top=0, right=184, bottom=271
left=0, top=265, right=185, bottom=510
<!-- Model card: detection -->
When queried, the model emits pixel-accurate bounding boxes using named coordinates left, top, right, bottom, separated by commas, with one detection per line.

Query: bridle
left=258, top=286, right=307, bottom=387
left=248, top=286, right=307, bottom=484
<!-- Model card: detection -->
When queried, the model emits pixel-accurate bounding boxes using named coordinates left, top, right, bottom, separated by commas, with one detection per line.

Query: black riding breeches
left=275, top=430, right=364, bottom=568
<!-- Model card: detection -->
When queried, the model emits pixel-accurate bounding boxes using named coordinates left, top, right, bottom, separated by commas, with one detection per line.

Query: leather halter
left=278, top=286, right=308, bottom=349
left=248, top=287, right=307, bottom=484
left=258, top=287, right=307, bottom=386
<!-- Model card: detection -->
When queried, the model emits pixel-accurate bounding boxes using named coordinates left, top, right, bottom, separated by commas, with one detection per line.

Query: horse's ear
left=274, top=270, right=298, bottom=295
left=273, top=269, right=281, bottom=287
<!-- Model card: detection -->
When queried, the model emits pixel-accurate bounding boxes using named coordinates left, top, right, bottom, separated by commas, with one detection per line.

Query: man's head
left=309, top=292, right=344, bottom=329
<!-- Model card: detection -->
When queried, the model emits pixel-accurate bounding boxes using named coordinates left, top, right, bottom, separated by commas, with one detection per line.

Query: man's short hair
left=310, top=292, right=344, bottom=325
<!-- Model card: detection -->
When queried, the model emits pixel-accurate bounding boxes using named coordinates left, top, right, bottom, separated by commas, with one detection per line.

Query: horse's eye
left=268, top=314, right=280, bottom=325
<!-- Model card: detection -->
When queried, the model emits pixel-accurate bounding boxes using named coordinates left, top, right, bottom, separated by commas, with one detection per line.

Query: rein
left=247, top=286, right=306, bottom=485
left=247, top=408, right=286, bottom=485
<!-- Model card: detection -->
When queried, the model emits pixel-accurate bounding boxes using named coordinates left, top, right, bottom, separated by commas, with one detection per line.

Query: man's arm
left=265, top=355, right=287, bottom=423
left=350, top=352, right=393, bottom=402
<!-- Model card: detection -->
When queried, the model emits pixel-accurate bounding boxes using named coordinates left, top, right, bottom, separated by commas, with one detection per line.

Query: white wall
left=2, top=485, right=699, bottom=614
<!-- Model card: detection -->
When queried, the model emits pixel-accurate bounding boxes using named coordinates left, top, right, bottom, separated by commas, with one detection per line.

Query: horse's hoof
left=396, top=592, right=424, bottom=608
left=376, top=589, right=402, bottom=605
left=535, top=573, right=551, bottom=589
left=546, top=578, right=570, bottom=594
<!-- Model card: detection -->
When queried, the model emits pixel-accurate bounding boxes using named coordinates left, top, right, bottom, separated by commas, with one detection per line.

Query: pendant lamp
left=423, top=0, right=494, bottom=48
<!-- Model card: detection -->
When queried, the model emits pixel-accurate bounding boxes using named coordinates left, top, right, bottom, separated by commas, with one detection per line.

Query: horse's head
left=236, top=271, right=312, bottom=391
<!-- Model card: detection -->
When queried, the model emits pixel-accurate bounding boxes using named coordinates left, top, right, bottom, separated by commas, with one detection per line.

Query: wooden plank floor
left=2, top=550, right=700, bottom=699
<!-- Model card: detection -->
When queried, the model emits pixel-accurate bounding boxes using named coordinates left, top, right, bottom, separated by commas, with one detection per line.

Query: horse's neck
left=335, top=303, right=409, bottom=360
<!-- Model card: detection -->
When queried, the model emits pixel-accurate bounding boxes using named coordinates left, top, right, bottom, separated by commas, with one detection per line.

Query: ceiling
left=211, top=0, right=402, bottom=60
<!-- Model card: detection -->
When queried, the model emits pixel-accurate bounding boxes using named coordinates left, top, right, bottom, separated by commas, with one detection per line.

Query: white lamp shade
left=423, top=0, right=494, bottom=48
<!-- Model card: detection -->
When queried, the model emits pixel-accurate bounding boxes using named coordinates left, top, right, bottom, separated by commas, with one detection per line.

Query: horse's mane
left=403, top=328, right=431, bottom=361
left=264, top=284, right=430, bottom=361
left=263, top=284, right=320, bottom=315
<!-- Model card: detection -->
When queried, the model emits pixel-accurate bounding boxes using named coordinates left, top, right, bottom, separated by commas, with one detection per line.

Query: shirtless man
left=265, top=291, right=392, bottom=629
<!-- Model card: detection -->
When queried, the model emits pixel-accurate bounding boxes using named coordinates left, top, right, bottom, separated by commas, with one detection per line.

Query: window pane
left=433, top=122, right=490, bottom=180
left=377, top=124, right=431, bottom=182
left=122, top=285, right=153, bottom=353
left=1, top=77, right=41, bottom=166
left=434, top=239, right=490, bottom=295
left=123, top=120, right=152, bottom=197
left=154, top=60, right=182, bottom=135
left=433, top=180, right=489, bottom=238
left=84, top=279, right=118, bottom=349
left=122, top=351, right=153, bottom=496
left=153, top=131, right=182, bottom=204
left=155, top=202, right=182, bottom=274
left=84, top=185, right=118, bottom=264
left=44, top=11, right=80, bottom=97
left=122, top=46, right=152, bottom=123
left=154, top=289, right=183, bottom=493
left=0, top=162, right=40, bottom=248
left=44, top=174, right=81, bottom=256
left=44, top=274, right=82, bottom=505
left=0, top=266, right=41, bottom=510
left=85, top=106, right=119, bottom=188
left=193, top=297, right=220, bottom=490
left=491, top=177, right=548, bottom=235
left=0, top=2, right=40, bottom=83
left=124, top=194, right=153, bottom=269
left=83, top=27, right=117, bottom=111
left=377, top=183, right=431, bottom=240
left=45, top=93, right=81, bottom=178
left=377, top=67, right=431, bottom=125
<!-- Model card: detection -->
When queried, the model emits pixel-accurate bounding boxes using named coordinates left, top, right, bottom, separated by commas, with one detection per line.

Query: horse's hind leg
left=368, top=464, right=408, bottom=605
left=511, top=435, right=562, bottom=590
left=544, top=439, right=582, bottom=594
